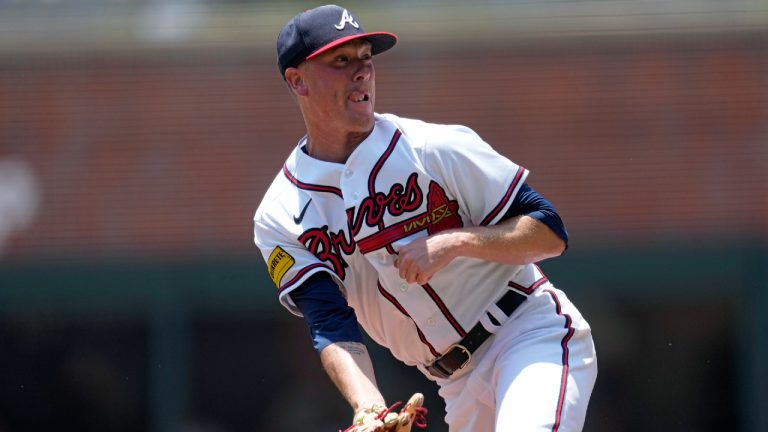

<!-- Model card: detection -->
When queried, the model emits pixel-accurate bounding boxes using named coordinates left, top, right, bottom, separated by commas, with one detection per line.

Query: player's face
left=299, top=40, right=376, bottom=134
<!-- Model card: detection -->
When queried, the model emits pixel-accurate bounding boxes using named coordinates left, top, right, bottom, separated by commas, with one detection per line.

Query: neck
left=304, top=125, right=373, bottom=164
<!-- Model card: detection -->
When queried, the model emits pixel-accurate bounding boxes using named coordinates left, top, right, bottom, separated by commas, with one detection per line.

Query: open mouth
left=349, top=91, right=370, bottom=102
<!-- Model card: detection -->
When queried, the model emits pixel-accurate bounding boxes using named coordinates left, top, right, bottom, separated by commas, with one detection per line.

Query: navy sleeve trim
left=500, top=183, right=569, bottom=246
left=289, top=272, right=363, bottom=353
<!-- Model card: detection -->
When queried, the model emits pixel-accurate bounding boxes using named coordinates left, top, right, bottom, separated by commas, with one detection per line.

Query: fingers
left=414, top=272, right=430, bottom=285
left=394, top=256, right=413, bottom=282
left=394, top=256, right=431, bottom=285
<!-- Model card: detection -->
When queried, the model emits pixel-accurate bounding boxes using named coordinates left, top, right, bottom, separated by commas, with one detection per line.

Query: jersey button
left=399, top=283, right=408, bottom=292
left=353, top=192, right=359, bottom=200
left=426, top=318, right=436, bottom=326
left=344, top=169, right=353, bottom=178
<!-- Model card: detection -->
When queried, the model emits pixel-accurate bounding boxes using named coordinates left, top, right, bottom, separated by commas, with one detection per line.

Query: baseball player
left=254, top=5, right=597, bottom=431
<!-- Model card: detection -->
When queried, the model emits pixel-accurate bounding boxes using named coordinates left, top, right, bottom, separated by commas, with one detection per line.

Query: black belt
left=426, top=290, right=526, bottom=379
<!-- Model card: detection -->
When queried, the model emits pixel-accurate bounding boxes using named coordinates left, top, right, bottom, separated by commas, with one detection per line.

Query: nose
left=353, top=59, right=373, bottom=82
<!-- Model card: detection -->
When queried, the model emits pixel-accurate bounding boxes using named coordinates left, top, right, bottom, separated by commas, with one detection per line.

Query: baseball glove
left=340, top=393, right=428, bottom=432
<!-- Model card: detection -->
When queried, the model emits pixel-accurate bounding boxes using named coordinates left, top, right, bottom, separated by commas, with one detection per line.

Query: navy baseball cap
left=276, top=5, right=398, bottom=77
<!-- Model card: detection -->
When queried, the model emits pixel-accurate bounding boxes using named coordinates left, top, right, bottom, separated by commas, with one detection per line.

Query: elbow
left=543, top=233, right=567, bottom=258
left=550, top=238, right=567, bottom=257
left=537, top=217, right=568, bottom=260
left=525, top=245, right=564, bottom=264
left=526, top=232, right=567, bottom=265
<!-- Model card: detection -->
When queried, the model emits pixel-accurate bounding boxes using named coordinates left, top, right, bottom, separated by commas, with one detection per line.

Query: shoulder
left=255, top=177, right=292, bottom=225
left=376, top=113, right=484, bottom=152
left=254, top=151, right=303, bottom=229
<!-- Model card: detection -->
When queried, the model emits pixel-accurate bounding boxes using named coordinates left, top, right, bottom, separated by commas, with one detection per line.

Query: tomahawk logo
left=334, top=9, right=360, bottom=30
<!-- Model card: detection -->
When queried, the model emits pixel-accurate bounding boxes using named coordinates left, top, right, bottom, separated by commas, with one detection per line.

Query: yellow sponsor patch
left=268, top=246, right=295, bottom=287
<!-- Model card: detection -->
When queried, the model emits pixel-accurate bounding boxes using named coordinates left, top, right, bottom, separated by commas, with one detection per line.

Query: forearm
left=450, top=215, right=566, bottom=265
left=395, top=215, right=565, bottom=284
left=320, top=341, right=386, bottom=412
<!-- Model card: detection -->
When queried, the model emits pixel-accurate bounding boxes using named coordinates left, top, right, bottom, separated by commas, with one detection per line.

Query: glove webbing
left=340, top=400, right=428, bottom=432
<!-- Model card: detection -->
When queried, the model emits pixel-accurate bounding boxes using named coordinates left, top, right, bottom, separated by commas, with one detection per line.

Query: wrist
left=447, top=229, right=475, bottom=260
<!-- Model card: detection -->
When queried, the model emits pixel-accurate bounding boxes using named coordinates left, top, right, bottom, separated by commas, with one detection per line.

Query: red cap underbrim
left=306, top=32, right=398, bottom=60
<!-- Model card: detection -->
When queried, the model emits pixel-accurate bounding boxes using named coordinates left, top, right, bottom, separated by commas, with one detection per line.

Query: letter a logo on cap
left=334, top=9, right=360, bottom=30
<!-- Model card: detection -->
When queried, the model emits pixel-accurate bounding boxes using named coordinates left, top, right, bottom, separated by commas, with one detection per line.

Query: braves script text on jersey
left=254, top=113, right=597, bottom=431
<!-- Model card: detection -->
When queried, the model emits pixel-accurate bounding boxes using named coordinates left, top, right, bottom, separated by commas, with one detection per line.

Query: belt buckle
left=426, top=343, right=473, bottom=379
left=446, top=343, right=472, bottom=371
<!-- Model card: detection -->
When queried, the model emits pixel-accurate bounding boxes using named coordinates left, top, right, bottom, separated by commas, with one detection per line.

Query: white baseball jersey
left=253, top=112, right=554, bottom=369
left=255, top=113, right=597, bottom=431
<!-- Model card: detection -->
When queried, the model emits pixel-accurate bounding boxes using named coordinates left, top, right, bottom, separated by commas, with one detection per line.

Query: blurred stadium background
left=0, top=0, right=766, bottom=431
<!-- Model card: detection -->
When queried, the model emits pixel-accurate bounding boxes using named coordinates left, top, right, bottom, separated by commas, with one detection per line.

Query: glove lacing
left=402, top=401, right=428, bottom=429
left=340, top=400, right=428, bottom=432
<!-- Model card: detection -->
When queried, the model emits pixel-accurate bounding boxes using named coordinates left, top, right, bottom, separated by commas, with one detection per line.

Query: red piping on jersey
left=544, top=288, right=575, bottom=432
left=508, top=274, right=549, bottom=295
left=368, top=129, right=402, bottom=195
left=421, top=283, right=467, bottom=337
left=480, top=165, right=526, bottom=226
left=368, top=129, right=402, bottom=255
left=282, top=164, right=343, bottom=197
left=377, top=281, right=440, bottom=357
left=277, top=263, right=333, bottom=295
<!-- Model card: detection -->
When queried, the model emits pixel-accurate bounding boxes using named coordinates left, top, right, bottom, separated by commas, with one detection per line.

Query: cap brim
left=306, top=32, right=398, bottom=60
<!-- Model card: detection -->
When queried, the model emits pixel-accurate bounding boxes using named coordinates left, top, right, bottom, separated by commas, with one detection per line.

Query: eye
left=335, top=55, right=349, bottom=63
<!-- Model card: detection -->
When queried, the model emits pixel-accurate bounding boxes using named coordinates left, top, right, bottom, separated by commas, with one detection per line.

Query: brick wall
left=1, top=33, right=765, bottom=260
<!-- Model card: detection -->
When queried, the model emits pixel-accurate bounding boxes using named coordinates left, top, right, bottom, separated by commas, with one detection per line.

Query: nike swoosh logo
left=293, top=198, right=312, bottom=224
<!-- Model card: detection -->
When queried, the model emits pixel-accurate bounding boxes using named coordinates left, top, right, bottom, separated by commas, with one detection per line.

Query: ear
left=284, top=67, right=308, bottom=97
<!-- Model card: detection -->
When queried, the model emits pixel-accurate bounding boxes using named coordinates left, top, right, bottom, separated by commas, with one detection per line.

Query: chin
left=349, top=113, right=375, bottom=132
